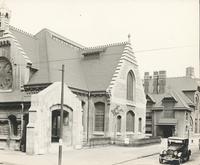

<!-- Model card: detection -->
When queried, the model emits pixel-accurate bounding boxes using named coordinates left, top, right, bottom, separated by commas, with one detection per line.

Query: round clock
left=0, top=57, right=12, bottom=90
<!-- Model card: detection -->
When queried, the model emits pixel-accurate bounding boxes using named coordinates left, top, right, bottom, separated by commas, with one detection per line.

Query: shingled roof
left=11, top=27, right=128, bottom=91
left=146, top=76, right=199, bottom=111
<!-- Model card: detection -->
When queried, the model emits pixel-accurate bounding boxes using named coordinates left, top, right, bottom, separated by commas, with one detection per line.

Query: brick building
left=0, top=3, right=146, bottom=154
left=144, top=67, right=200, bottom=138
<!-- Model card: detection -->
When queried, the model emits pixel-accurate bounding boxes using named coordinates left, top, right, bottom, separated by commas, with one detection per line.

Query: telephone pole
left=58, top=64, right=64, bottom=165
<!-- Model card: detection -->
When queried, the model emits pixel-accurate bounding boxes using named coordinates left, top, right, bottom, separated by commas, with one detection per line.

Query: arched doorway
left=126, top=111, right=135, bottom=132
left=51, top=107, right=73, bottom=146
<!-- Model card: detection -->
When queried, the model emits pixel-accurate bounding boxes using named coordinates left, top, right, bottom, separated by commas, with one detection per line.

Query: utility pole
left=58, top=64, right=64, bottom=165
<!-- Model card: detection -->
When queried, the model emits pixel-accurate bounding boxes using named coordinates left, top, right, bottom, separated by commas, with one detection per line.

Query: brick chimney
left=158, top=70, right=166, bottom=94
left=186, top=67, right=194, bottom=78
left=153, top=71, right=159, bottom=94
left=144, top=72, right=150, bottom=94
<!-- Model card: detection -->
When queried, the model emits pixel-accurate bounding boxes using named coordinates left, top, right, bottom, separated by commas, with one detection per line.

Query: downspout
left=21, top=103, right=24, bottom=138
left=87, top=91, right=90, bottom=143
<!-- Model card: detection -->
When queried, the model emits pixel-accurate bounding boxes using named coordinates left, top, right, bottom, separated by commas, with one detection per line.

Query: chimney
left=186, top=67, right=195, bottom=78
left=144, top=72, right=150, bottom=94
left=153, top=71, right=159, bottom=94
left=158, top=70, right=166, bottom=94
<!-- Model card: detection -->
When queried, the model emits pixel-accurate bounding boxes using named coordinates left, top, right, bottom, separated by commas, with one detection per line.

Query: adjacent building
left=144, top=67, right=200, bottom=138
left=0, top=3, right=146, bottom=154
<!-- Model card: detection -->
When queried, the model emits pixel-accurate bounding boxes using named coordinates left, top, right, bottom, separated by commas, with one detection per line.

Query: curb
left=111, top=152, right=159, bottom=165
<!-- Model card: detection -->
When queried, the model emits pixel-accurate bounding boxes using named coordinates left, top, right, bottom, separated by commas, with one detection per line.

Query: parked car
left=159, top=137, right=191, bottom=165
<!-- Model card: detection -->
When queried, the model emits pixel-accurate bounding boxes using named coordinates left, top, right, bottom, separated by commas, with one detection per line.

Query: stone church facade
left=0, top=3, right=146, bottom=154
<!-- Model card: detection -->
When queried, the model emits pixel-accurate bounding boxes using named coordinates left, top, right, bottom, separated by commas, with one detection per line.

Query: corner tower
left=0, top=0, right=11, bottom=35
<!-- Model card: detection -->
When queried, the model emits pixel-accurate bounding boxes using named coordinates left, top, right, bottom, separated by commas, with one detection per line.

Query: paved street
left=0, top=138, right=199, bottom=165
left=116, top=150, right=200, bottom=165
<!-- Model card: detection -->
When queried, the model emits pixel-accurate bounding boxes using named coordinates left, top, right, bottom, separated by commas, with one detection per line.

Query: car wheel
left=159, top=157, right=164, bottom=164
left=177, top=158, right=182, bottom=165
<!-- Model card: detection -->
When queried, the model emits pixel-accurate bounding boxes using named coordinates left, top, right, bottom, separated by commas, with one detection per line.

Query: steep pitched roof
left=9, top=26, right=39, bottom=69
left=80, top=43, right=127, bottom=91
left=148, top=90, right=192, bottom=110
left=12, top=28, right=127, bottom=91
left=146, top=76, right=198, bottom=110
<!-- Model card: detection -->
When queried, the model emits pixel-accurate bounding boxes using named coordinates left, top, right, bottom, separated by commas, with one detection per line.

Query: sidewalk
left=0, top=143, right=164, bottom=165
left=0, top=138, right=198, bottom=165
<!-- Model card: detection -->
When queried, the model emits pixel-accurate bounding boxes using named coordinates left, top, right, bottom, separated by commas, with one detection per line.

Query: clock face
left=0, top=57, right=12, bottom=90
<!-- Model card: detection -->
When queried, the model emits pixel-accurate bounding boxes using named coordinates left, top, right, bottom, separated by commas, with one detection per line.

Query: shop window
left=94, top=102, right=105, bottom=132
left=126, top=111, right=135, bottom=132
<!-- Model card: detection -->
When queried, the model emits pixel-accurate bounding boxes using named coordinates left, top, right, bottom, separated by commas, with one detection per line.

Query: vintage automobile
left=159, top=137, right=191, bottom=164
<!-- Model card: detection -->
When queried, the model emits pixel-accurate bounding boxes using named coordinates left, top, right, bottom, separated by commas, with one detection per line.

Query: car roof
left=168, top=137, right=188, bottom=140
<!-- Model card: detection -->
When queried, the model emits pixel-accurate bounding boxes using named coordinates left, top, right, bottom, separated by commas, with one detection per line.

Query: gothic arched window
left=94, top=102, right=105, bottom=132
left=126, top=111, right=135, bottom=132
left=138, top=118, right=142, bottom=132
left=127, top=71, right=135, bottom=101
left=8, top=115, right=18, bottom=136
left=117, top=115, right=122, bottom=132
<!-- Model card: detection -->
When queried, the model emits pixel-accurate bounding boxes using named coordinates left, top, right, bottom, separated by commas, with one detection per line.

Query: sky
left=5, top=0, right=199, bottom=78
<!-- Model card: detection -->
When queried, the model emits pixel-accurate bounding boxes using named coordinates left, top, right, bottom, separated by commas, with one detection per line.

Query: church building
left=0, top=3, right=146, bottom=154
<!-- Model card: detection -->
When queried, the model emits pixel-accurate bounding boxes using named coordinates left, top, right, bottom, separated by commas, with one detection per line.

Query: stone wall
left=108, top=44, right=146, bottom=142
left=26, top=82, right=83, bottom=154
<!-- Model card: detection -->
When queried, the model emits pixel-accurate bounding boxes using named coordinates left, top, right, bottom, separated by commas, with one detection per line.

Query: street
left=113, top=150, right=200, bottom=165
left=0, top=138, right=199, bottom=165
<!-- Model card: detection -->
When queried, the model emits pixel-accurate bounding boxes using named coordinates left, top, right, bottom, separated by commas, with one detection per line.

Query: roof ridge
left=44, top=28, right=85, bottom=49
left=9, top=25, right=36, bottom=39
left=84, top=41, right=128, bottom=50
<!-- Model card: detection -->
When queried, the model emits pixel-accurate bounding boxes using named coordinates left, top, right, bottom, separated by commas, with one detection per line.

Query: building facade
left=144, top=68, right=200, bottom=138
left=0, top=3, right=146, bottom=154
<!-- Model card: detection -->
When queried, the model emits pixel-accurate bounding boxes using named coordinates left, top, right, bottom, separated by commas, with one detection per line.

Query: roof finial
left=128, top=33, right=131, bottom=43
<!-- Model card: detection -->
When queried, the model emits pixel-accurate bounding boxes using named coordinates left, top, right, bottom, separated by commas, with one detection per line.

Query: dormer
left=82, top=47, right=106, bottom=60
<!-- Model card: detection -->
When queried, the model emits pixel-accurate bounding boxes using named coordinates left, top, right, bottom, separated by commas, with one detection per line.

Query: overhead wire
left=14, top=44, right=198, bottom=71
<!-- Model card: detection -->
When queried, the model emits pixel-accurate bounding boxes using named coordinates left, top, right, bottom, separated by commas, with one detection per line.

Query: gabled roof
left=146, top=75, right=199, bottom=111
left=148, top=89, right=192, bottom=111
left=10, top=27, right=128, bottom=91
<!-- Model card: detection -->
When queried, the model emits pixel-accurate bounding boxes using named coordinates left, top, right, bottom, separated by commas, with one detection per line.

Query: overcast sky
left=5, top=0, right=199, bottom=78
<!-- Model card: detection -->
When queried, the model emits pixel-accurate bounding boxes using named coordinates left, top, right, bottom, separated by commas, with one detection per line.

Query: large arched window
left=0, top=57, right=13, bottom=90
left=127, top=71, right=135, bottom=101
left=94, top=102, right=105, bottom=132
left=117, top=116, right=122, bottom=132
left=126, top=111, right=135, bottom=132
